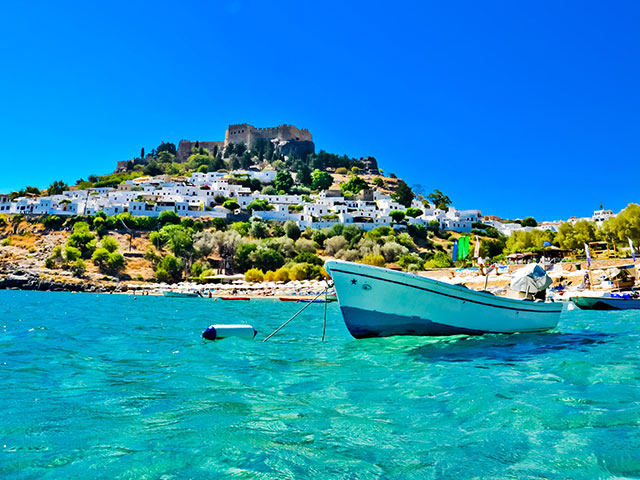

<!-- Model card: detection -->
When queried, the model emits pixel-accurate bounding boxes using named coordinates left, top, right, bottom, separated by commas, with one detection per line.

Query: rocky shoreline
left=0, top=271, right=127, bottom=293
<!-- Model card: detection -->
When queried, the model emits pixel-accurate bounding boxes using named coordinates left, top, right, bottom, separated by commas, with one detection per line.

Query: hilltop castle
left=175, top=123, right=315, bottom=162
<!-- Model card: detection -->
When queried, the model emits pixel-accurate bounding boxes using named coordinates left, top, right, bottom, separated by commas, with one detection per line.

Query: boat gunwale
left=326, top=261, right=561, bottom=315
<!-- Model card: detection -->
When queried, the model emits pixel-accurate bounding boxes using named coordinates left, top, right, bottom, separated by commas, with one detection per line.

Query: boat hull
left=325, top=260, right=562, bottom=339
left=573, top=296, right=640, bottom=310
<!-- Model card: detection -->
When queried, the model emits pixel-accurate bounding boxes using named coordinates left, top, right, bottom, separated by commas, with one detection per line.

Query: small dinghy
left=572, top=293, right=640, bottom=310
left=218, top=296, right=251, bottom=301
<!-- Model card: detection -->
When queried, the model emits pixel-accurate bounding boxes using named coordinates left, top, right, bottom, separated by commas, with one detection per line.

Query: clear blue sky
left=1, top=0, right=638, bottom=220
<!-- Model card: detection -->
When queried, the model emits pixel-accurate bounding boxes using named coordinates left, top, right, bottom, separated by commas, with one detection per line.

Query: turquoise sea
left=1, top=290, right=640, bottom=479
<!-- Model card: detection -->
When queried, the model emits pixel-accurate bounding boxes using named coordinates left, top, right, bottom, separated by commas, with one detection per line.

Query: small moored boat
left=162, top=289, right=201, bottom=298
left=325, top=260, right=562, bottom=339
left=572, top=294, right=640, bottom=310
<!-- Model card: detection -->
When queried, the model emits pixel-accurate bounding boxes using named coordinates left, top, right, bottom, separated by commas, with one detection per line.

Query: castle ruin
left=176, top=123, right=315, bottom=163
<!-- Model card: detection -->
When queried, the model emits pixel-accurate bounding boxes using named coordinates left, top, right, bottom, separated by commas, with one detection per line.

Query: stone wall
left=224, top=123, right=312, bottom=149
left=176, top=140, right=225, bottom=163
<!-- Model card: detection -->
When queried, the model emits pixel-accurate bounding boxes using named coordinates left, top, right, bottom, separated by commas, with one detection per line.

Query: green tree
left=248, top=219, right=269, bottom=239
left=521, top=217, right=538, bottom=227
left=159, top=225, right=193, bottom=258
left=427, top=251, right=453, bottom=268
left=249, top=247, right=285, bottom=272
left=284, top=220, right=301, bottom=240
left=155, top=255, right=184, bottom=283
left=603, top=203, right=640, bottom=246
left=107, top=253, right=126, bottom=274
left=235, top=243, right=258, bottom=271
left=235, top=142, right=247, bottom=156
left=506, top=229, right=556, bottom=253
left=91, top=247, right=111, bottom=270
left=293, top=251, right=323, bottom=266
left=555, top=221, right=600, bottom=250
left=186, top=153, right=213, bottom=171
left=297, top=165, right=312, bottom=187
left=392, top=181, right=415, bottom=208
left=67, top=222, right=96, bottom=258
left=427, top=190, right=452, bottom=210
left=101, top=236, right=119, bottom=253
left=207, top=230, right=242, bottom=273
left=222, top=200, right=240, bottom=211
left=149, top=231, right=165, bottom=250
left=156, top=142, right=177, bottom=156
left=245, top=268, right=264, bottom=283
left=191, top=260, right=209, bottom=278
left=389, top=210, right=406, bottom=223
left=372, top=177, right=384, bottom=188
left=274, top=171, right=294, bottom=193
left=48, top=180, right=68, bottom=195
left=340, top=176, right=369, bottom=195
left=405, top=208, right=424, bottom=218
left=311, top=169, right=333, bottom=191
left=159, top=210, right=180, bottom=225
left=64, top=245, right=82, bottom=262
left=247, top=199, right=274, bottom=212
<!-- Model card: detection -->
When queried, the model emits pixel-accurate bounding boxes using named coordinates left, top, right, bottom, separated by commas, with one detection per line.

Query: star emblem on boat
left=351, top=279, right=358, bottom=285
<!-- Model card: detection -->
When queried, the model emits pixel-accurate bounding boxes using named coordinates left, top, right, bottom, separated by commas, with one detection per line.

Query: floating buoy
left=202, top=324, right=257, bottom=341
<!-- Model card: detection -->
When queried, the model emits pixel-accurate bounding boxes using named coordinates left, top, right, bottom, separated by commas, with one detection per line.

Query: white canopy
left=510, top=264, right=552, bottom=294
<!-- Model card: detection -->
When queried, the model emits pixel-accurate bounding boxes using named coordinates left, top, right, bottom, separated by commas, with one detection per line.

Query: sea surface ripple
left=1, top=290, right=640, bottom=479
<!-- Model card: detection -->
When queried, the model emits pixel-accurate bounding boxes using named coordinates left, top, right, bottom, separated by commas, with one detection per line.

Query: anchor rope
left=263, top=289, right=325, bottom=342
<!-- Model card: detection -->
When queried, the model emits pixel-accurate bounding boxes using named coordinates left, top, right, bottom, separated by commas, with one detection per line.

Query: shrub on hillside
left=380, top=242, right=409, bottom=263
left=424, top=251, right=452, bottom=268
left=294, top=238, right=316, bottom=253
left=245, top=268, right=265, bottom=283
left=293, top=251, right=324, bottom=266
left=159, top=210, right=180, bottom=226
left=155, top=255, right=183, bottom=283
left=324, top=235, right=347, bottom=256
left=67, top=222, right=96, bottom=258
left=71, top=259, right=86, bottom=277
left=284, top=220, right=301, bottom=240
left=360, top=254, right=386, bottom=267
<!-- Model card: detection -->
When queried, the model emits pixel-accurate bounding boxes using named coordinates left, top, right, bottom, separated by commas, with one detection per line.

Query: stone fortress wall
left=225, top=123, right=313, bottom=149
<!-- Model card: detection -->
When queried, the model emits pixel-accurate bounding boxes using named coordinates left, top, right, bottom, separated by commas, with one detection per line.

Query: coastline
left=3, top=257, right=637, bottom=298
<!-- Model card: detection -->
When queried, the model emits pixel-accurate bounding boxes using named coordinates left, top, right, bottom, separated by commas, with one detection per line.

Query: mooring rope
left=322, top=285, right=328, bottom=342
left=263, top=289, right=325, bottom=342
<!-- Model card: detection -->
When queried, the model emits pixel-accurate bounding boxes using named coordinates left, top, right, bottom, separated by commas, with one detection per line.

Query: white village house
left=7, top=170, right=613, bottom=234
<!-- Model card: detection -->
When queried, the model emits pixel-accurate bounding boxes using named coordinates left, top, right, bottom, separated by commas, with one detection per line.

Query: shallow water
left=1, top=290, right=640, bottom=479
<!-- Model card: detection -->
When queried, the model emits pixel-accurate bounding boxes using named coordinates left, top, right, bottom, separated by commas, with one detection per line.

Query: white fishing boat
left=162, top=289, right=201, bottom=298
left=324, top=260, right=562, bottom=339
